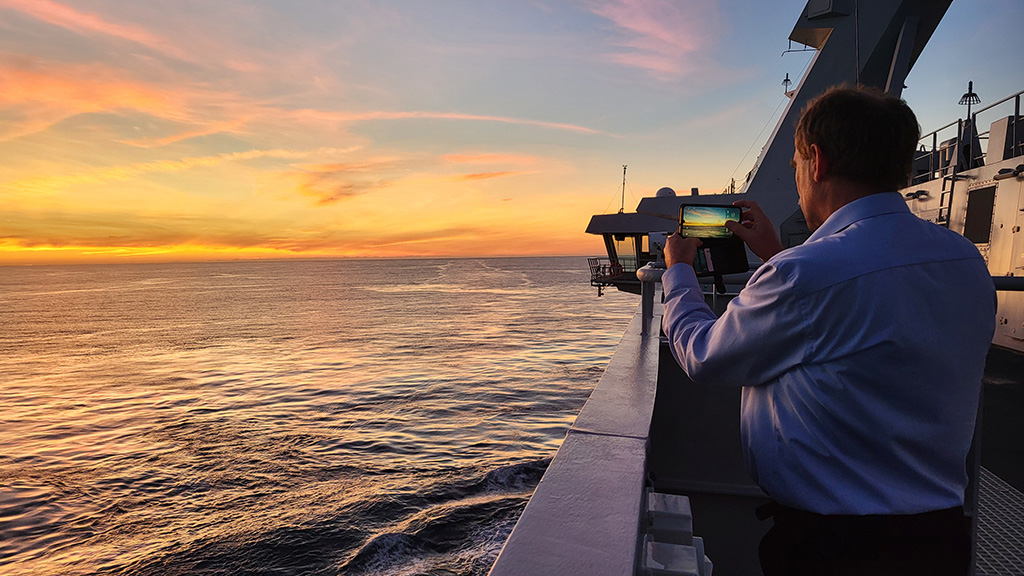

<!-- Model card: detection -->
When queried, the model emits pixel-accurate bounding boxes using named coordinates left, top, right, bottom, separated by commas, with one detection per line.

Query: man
left=662, top=86, right=996, bottom=575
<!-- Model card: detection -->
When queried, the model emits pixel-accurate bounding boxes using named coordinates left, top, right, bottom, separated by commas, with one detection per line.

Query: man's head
left=792, top=85, right=920, bottom=228
left=794, top=85, right=920, bottom=191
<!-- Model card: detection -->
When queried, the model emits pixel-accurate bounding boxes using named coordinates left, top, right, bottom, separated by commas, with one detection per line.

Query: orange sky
left=2, top=0, right=1019, bottom=265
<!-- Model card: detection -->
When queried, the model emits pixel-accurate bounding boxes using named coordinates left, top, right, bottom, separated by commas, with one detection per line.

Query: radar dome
left=655, top=187, right=676, bottom=197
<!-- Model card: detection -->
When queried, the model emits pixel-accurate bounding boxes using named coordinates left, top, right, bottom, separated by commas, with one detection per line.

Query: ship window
left=963, top=186, right=996, bottom=244
left=612, top=235, right=637, bottom=272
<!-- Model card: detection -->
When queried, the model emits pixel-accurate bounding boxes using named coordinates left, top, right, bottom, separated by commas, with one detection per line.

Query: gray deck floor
left=977, top=467, right=1024, bottom=575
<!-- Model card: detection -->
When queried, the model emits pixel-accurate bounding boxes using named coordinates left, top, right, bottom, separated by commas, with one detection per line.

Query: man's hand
left=665, top=233, right=702, bottom=268
left=725, top=200, right=784, bottom=262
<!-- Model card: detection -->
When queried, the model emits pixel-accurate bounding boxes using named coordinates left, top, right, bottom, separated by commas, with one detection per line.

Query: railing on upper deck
left=911, top=89, right=1024, bottom=185
left=588, top=256, right=638, bottom=285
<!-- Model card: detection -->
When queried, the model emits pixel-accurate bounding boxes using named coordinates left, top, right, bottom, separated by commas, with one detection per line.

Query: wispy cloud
left=0, top=54, right=605, bottom=145
left=588, top=0, right=719, bottom=81
left=2, top=211, right=206, bottom=249
left=287, top=109, right=605, bottom=135
left=1, top=208, right=356, bottom=254
left=0, top=57, right=183, bottom=140
left=0, top=209, right=489, bottom=257
left=374, top=226, right=486, bottom=249
left=688, top=99, right=764, bottom=129
left=4, top=147, right=358, bottom=194
left=288, top=158, right=399, bottom=205
left=443, top=153, right=540, bottom=165
left=0, top=0, right=192, bottom=60
left=448, top=171, right=523, bottom=181
left=118, top=117, right=253, bottom=148
left=441, top=153, right=539, bottom=181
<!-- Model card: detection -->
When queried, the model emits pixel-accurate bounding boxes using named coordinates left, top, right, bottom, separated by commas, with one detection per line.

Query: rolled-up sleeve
left=661, top=262, right=810, bottom=387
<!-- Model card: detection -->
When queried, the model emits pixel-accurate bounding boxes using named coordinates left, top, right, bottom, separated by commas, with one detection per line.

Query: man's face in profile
left=791, top=146, right=819, bottom=230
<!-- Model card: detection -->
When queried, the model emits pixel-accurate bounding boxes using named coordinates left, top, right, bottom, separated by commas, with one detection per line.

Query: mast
left=619, top=165, right=627, bottom=214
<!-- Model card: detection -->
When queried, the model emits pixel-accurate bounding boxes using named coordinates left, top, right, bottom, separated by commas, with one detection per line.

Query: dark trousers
left=758, top=504, right=971, bottom=576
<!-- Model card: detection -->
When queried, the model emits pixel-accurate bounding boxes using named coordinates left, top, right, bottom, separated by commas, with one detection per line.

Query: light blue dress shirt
left=662, top=192, right=996, bottom=515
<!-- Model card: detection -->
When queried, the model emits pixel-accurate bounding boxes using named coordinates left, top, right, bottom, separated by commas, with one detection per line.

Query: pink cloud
left=443, top=153, right=540, bottom=165
left=448, top=171, right=523, bottom=181
left=0, top=57, right=185, bottom=140
left=0, top=53, right=603, bottom=145
left=588, top=0, right=720, bottom=81
left=4, top=147, right=354, bottom=194
left=0, top=0, right=191, bottom=60
left=288, top=159, right=400, bottom=205
left=287, top=109, right=604, bottom=135
left=119, top=117, right=253, bottom=148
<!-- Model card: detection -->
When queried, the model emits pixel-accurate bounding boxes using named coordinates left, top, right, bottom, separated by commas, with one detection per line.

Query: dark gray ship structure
left=490, top=1, right=1024, bottom=574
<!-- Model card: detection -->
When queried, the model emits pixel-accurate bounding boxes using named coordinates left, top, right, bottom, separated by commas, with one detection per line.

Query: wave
left=102, top=523, right=366, bottom=576
left=69, top=458, right=551, bottom=576
left=339, top=458, right=550, bottom=575
left=479, top=458, right=550, bottom=492
left=340, top=496, right=528, bottom=576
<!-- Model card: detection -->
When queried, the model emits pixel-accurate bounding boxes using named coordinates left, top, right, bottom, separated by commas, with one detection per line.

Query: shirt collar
left=806, top=192, right=910, bottom=241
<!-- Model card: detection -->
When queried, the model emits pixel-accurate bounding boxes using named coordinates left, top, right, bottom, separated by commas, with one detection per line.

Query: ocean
left=0, top=257, right=637, bottom=576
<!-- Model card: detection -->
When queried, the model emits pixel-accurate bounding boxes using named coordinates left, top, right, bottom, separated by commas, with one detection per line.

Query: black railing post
left=1015, top=94, right=1021, bottom=158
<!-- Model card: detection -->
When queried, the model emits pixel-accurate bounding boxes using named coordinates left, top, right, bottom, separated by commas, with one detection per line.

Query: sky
left=1, top=0, right=1022, bottom=265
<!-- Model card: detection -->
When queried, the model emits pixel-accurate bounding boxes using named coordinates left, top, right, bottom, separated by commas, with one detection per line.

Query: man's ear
left=809, top=143, right=828, bottom=183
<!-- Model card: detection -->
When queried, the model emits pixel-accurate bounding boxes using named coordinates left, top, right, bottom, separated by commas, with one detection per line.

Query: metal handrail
left=588, top=257, right=639, bottom=287
left=919, top=91, right=1024, bottom=141
left=993, top=277, right=1024, bottom=291
left=970, top=89, right=1024, bottom=117
left=917, top=91, right=1023, bottom=157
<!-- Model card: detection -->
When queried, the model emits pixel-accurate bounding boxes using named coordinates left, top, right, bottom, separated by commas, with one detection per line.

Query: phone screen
left=680, top=205, right=741, bottom=239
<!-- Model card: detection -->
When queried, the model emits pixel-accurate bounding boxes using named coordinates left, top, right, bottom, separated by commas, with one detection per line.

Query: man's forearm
left=661, top=260, right=807, bottom=387
left=661, top=264, right=718, bottom=377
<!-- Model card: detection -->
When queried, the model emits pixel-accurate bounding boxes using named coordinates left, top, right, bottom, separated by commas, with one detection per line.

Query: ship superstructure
left=492, top=1, right=1024, bottom=574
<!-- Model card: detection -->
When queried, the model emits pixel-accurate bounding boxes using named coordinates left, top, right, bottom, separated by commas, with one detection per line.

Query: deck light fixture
left=959, top=80, right=980, bottom=119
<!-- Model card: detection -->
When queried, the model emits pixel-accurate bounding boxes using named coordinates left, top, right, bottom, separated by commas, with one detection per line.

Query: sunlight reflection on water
left=0, top=257, right=636, bottom=575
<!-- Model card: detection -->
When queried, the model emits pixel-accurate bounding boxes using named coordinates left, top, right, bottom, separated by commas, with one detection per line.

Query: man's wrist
left=665, top=257, right=695, bottom=268
left=663, top=261, right=698, bottom=292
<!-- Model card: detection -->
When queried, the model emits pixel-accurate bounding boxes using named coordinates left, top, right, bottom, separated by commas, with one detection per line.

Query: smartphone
left=678, top=205, right=741, bottom=239
left=677, top=204, right=748, bottom=278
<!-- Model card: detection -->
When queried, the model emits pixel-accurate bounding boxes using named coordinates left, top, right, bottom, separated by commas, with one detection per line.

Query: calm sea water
left=0, top=257, right=636, bottom=576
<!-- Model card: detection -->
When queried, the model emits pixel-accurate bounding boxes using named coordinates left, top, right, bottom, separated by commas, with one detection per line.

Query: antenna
left=855, top=0, right=861, bottom=83
left=619, top=165, right=627, bottom=213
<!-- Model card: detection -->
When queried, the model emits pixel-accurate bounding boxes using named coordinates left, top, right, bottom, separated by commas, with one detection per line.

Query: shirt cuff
left=662, top=262, right=700, bottom=296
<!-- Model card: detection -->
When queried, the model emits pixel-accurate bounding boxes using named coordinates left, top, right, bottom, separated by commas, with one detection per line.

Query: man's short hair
left=795, top=85, right=920, bottom=191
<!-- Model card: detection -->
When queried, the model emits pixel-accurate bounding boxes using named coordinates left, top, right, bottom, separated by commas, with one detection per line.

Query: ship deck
left=650, top=328, right=1024, bottom=576
left=977, top=467, right=1024, bottom=575
left=976, top=347, right=1024, bottom=575
left=490, top=292, right=1024, bottom=576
